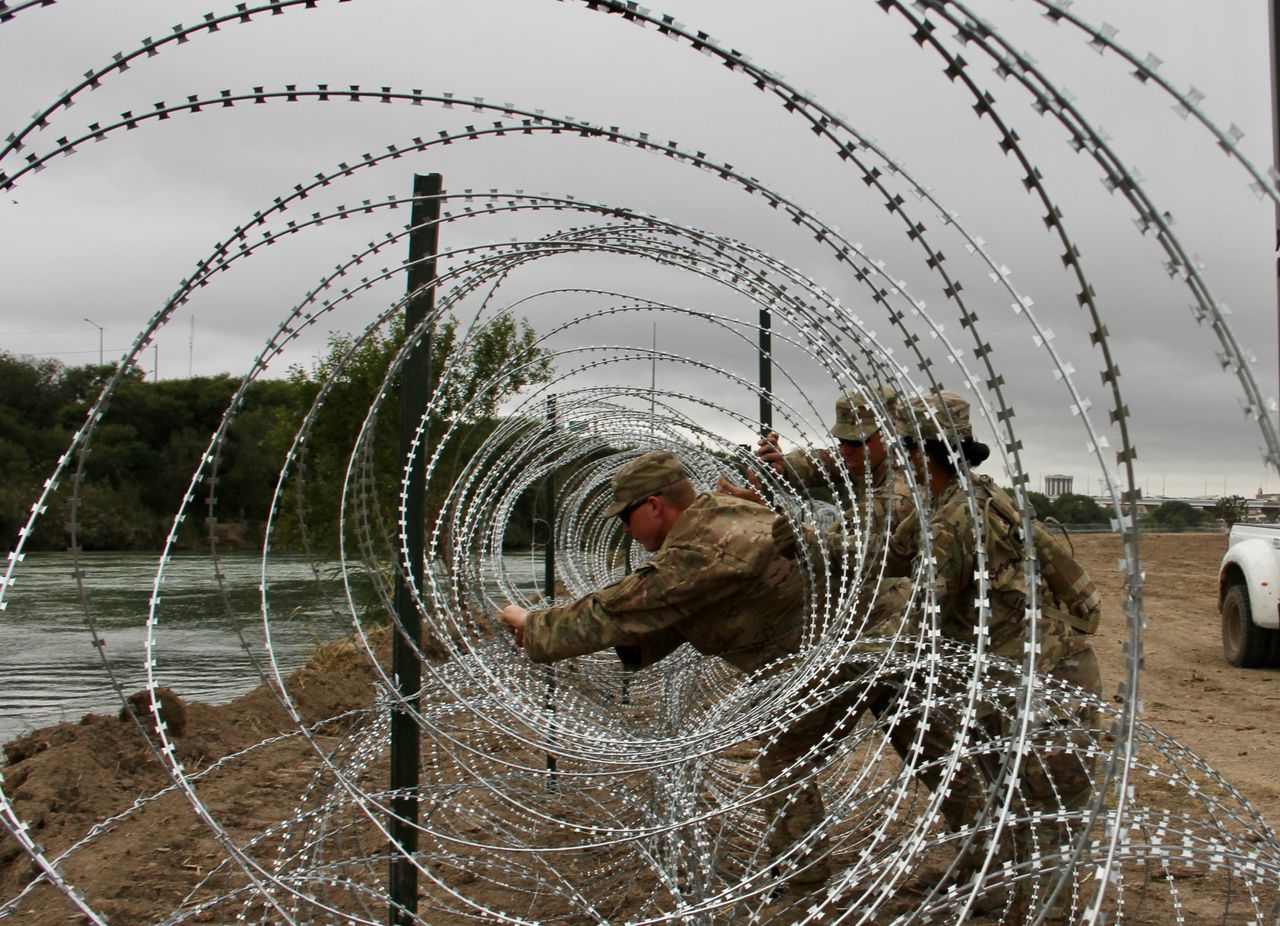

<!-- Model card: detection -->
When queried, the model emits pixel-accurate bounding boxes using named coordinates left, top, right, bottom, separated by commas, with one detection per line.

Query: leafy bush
left=1144, top=500, right=1205, bottom=530
left=1049, top=492, right=1108, bottom=526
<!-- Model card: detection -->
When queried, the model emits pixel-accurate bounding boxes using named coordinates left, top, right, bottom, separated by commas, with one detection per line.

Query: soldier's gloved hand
left=771, top=513, right=799, bottom=559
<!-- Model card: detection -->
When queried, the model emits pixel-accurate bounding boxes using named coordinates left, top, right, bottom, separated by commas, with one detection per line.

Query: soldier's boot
left=932, top=762, right=1017, bottom=916
left=1012, top=829, right=1083, bottom=924
left=948, top=828, right=1017, bottom=916
left=762, top=773, right=833, bottom=891
left=1016, top=738, right=1095, bottom=922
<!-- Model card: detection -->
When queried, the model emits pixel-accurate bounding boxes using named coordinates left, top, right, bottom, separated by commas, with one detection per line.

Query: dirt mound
left=0, top=632, right=384, bottom=924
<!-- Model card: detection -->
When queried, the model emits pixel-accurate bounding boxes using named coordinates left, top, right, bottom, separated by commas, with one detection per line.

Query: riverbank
left=0, top=533, right=1274, bottom=924
left=0, top=630, right=384, bottom=924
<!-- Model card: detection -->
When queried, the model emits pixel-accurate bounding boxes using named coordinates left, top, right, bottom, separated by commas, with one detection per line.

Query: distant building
left=1044, top=473, right=1073, bottom=498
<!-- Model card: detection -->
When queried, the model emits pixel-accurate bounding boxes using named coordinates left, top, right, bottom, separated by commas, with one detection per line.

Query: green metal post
left=544, top=396, right=558, bottom=786
left=758, top=305, right=773, bottom=434
left=389, top=172, right=441, bottom=926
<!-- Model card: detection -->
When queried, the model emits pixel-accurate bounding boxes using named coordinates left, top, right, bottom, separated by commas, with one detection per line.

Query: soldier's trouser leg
left=870, top=683, right=1006, bottom=872
left=1018, top=647, right=1103, bottom=918
left=1039, top=646, right=1102, bottom=811
left=869, top=680, right=1017, bottom=920
left=757, top=691, right=860, bottom=889
left=932, top=715, right=1013, bottom=887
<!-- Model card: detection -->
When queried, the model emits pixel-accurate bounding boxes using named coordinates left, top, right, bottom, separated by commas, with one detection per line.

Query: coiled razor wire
left=0, top=1, right=1278, bottom=923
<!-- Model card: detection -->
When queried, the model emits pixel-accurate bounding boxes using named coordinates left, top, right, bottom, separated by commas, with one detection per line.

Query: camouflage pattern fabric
left=1034, top=521, right=1102, bottom=634
left=774, top=382, right=916, bottom=566
left=777, top=446, right=840, bottom=491
left=864, top=680, right=1000, bottom=847
left=832, top=383, right=911, bottom=441
left=519, top=496, right=798, bottom=671
left=601, top=448, right=688, bottom=517
left=988, top=645, right=1103, bottom=917
left=865, top=474, right=1103, bottom=903
left=871, top=475, right=1096, bottom=672
left=1021, top=645, right=1102, bottom=822
left=522, top=493, right=806, bottom=672
left=779, top=453, right=917, bottom=573
left=756, top=452, right=917, bottom=876
left=755, top=676, right=865, bottom=888
left=826, top=460, right=915, bottom=565
left=523, top=492, right=850, bottom=884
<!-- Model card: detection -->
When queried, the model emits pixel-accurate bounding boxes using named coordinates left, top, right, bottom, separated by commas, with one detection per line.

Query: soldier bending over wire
left=498, top=449, right=853, bottom=905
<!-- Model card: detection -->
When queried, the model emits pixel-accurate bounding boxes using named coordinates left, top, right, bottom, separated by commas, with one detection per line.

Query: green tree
left=1026, top=491, right=1053, bottom=521
left=276, top=313, right=553, bottom=553
left=0, top=329, right=554, bottom=553
left=0, top=352, right=303, bottom=551
left=0, top=351, right=80, bottom=549
left=1145, top=500, right=1204, bottom=530
left=1050, top=492, right=1108, bottom=526
left=0, top=351, right=68, bottom=427
left=1213, top=494, right=1248, bottom=529
left=218, top=394, right=293, bottom=524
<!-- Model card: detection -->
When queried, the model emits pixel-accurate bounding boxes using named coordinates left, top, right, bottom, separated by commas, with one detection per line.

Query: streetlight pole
left=84, top=317, right=103, bottom=365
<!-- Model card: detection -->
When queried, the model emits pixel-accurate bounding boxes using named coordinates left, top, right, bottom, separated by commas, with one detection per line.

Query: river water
left=0, top=550, right=549, bottom=744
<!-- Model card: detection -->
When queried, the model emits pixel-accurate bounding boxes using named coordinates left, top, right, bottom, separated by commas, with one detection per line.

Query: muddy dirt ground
left=0, top=532, right=1275, bottom=924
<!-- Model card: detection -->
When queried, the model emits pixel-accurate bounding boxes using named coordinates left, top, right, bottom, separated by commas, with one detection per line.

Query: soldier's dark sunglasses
left=618, top=498, right=647, bottom=525
left=838, top=430, right=877, bottom=450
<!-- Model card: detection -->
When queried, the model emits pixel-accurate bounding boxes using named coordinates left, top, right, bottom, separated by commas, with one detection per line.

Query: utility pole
left=84, top=317, right=102, bottom=365
left=649, top=323, right=656, bottom=437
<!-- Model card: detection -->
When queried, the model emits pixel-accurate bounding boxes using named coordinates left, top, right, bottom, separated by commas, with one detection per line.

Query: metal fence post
left=389, top=171, right=441, bottom=926
left=543, top=395, right=558, bottom=787
left=758, top=304, right=773, bottom=435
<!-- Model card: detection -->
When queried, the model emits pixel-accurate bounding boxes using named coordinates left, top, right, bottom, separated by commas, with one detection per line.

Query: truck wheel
left=1222, top=583, right=1272, bottom=668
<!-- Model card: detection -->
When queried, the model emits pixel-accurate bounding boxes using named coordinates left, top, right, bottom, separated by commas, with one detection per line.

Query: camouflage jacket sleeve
left=882, top=505, right=922, bottom=577
left=779, top=448, right=841, bottom=491
left=860, top=575, right=916, bottom=639
left=863, top=512, right=971, bottom=634
left=814, top=473, right=919, bottom=592
left=1033, top=521, right=1102, bottom=633
left=924, top=515, right=972, bottom=612
left=522, top=543, right=748, bottom=665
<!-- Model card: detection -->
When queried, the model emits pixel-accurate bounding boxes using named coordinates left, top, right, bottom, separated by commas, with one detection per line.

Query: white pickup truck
left=1219, top=522, right=1280, bottom=667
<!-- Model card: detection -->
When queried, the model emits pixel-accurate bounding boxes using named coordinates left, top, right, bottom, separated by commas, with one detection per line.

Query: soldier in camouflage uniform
left=720, top=386, right=918, bottom=574
left=867, top=392, right=1103, bottom=915
left=498, top=450, right=843, bottom=892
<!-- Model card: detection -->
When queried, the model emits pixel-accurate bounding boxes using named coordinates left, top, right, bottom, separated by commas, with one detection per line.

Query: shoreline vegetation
left=1, top=347, right=1244, bottom=560
left=0, top=315, right=553, bottom=557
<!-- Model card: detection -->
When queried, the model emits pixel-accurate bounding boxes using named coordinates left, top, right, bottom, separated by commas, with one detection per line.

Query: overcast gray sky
left=1, top=0, right=1276, bottom=500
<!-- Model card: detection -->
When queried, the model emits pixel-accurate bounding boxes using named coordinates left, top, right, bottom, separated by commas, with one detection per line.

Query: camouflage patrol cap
left=602, top=450, right=689, bottom=517
left=831, top=384, right=909, bottom=441
left=910, top=391, right=973, bottom=443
